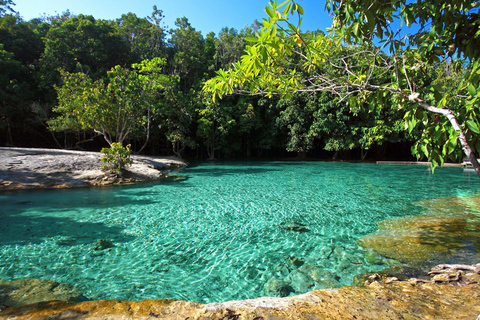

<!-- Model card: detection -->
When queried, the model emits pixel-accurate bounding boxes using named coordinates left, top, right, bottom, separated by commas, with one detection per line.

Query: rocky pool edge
left=2, top=266, right=480, bottom=319
left=0, top=147, right=188, bottom=191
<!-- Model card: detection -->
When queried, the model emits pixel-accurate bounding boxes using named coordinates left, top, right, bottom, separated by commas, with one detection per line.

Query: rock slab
left=0, top=147, right=187, bottom=190
left=1, top=280, right=480, bottom=319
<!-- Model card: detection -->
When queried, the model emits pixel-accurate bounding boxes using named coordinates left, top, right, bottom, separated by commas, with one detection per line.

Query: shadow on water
left=0, top=211, right=134, bottom=246
left=0, top=186, right=159, bottom=212
left=0, top=187, right=148, bottom=246
left=183, top=161, right=286, bottom=177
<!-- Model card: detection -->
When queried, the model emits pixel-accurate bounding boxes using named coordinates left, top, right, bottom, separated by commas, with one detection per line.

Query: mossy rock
left=0, top=279, right=87, bottom=307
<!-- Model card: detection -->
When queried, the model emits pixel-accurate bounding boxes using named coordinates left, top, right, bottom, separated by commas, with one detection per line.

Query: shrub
left=101, top=142, right=133, bottom=175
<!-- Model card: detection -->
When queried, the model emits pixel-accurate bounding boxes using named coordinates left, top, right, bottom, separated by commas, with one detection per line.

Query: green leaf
left=352, top=23, right=360, bottom=37
left=407, top=118, right=417, bottom=133
left=468, top=83, right=477, bottom=96
left=365, top=11, right=375, bottom=32
left=448, top=136, right=458, bottom=154
left=283, top=3, right=292, bottom=16
left=420, top=144, right=429, bottom=157
left=325, top=1, right=331, bottom=11
left=245, top=37, right=259, bottom=43
left=295, top=3, right=304, bottom=15
left=265, top=6, right=274, bottom=19
left=467, top=120, right=480, bottom=134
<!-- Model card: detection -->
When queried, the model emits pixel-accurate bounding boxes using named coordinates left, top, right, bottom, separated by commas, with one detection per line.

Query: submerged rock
left=0, top=278, right=86, bottom=307
left=287, top=256, right=305, bottom=268
left=298, top=264, right=342, bottom=289
left=358, top=195, right=480, bottom=267
left=94, top=239, right=114, bottom=251
left=163, top=174, right=188, bottom=182
left=287, top=270, right=315, bottom=293
left=365, top=248, right=385, bottom=264
left=263, top=277, right=294, bottom=297
left=281, top=221, right=310, bottom=232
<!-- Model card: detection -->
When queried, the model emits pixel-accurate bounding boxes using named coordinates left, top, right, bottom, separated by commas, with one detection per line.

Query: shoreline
left=2, top=267, right=480, bottom=319
left=0, top=147, right=471, bottom=192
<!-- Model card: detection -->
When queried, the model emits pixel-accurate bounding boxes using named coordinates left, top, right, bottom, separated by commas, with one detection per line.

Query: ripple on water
left=0, top=162, right=479, bottom=303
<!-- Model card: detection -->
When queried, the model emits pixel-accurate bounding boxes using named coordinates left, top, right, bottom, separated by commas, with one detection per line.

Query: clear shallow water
left=0, top=162, right=479, bottom=303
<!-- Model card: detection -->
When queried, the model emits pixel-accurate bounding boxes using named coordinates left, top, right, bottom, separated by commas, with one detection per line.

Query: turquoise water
left=0, top=162, right=479, bottom=303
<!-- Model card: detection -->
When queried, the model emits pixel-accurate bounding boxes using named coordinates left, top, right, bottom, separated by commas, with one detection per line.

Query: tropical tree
left=50, top=64, right=146, bottom=147
left=204, top=0, right=480, bottom=177
left=213, top=27, right=246, bottom=70
left=116, top=10, right=167, bottom=63
left=169, top=17, right=207, bottom=90
left=0, top=15, right=43, bottom=146
left=0, top=0, right=15, bottom=17
left=40, top=14, right=130, bottom=88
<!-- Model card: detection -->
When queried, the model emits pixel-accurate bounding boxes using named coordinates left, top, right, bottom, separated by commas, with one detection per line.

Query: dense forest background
left=0, top=3, right=422, bottom=161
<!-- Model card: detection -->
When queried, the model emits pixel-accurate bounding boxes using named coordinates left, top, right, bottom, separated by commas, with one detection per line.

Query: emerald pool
left=1, top=162, right=480, bottom=303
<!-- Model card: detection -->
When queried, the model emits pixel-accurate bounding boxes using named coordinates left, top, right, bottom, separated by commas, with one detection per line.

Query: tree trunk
left=207, top=141, right=215, bottom=160
left=297, top=150, right=306, bottom=159
left=6, top=118, right=13, bottom=146
left=136, top=107, right=151, bottom=155
left=408, top=93, right=480, bottom=179
left=172, top=141, right=185, bottom=159
left=361, top=149, right=368, bottom=161
left=246, top=136, right=252, bottom=157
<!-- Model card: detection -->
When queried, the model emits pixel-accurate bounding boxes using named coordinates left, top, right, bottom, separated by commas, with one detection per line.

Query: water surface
left=0, top=162, right=479, bottom=302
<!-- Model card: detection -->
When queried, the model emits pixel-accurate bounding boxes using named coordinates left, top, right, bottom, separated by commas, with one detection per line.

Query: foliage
left=204, top=0, right=480, bottom=175
left=0, top=14, right=42, bottom=146
left=0, top=1, right=438, bottom=161
left=327, top=0, right=480, bottom=60
left=40, top=14, right=130, bottom=88
left=169, top=17, right=208, bottom=90
left=0, top=0, right=15, bottom=17
left=100, top=142, right=133, bottom=174
left=116, top=11, right=167, bottom=63
left=49, top=60, right=163, bottom=146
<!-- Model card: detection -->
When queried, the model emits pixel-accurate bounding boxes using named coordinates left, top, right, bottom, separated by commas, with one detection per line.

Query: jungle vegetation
left=1, top=0, right=479, bottom=167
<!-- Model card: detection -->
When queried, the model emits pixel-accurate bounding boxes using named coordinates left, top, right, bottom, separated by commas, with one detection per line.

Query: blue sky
left=12, top=0, right=333, bottom=35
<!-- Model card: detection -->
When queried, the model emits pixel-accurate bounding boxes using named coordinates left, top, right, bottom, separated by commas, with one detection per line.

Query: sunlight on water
left=0, top=162, right=479, bottom=303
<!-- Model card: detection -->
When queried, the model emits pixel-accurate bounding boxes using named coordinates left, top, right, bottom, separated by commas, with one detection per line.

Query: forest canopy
left=1, top=0, right=478, bottom=165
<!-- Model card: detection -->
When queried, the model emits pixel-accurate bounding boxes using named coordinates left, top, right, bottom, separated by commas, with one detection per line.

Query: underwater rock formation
left=263, top=277, right=294, bottom=297
left=358, top=195, right=480, bottom=267
left=0, top=278, right=86, bottom=307
left=280, top=221, right=310, bottom=232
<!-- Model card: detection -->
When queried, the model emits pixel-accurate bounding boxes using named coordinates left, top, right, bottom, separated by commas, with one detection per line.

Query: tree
left=131, top=58, right=186, bottom=156
left=213, top=27, right=246, bottom=70
left=0, top=14, right=43, bottom=66
left=0, top=45, right=27, bottom=145
left=40, top=14, right=130, bottom=88
left=204, top=0, right=480, bottom=177
left=0, top=15, right=43, bottom=147
left=169, top=17, right=208, bottom=90
left=0, top=0, right=15, bottom=17
left=50, top=65, right=145, bottom=147
left=116, top=11, right=167, bottom=63
left=50, top=58, right=176, bottom=152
